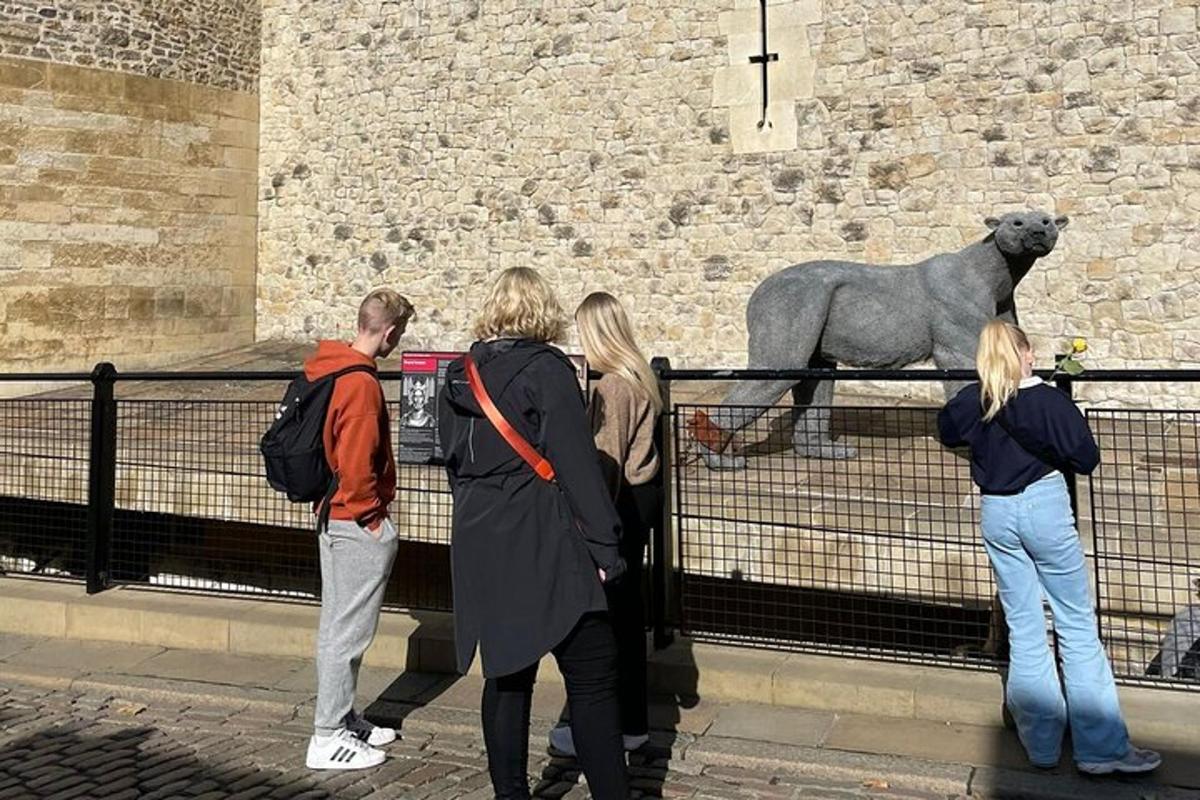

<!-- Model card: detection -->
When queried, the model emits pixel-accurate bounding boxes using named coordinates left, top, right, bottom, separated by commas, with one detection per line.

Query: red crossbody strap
left=464, top=355, right=557, bottom=482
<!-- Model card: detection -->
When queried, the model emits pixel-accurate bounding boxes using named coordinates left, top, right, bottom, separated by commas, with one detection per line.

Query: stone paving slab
left=0, top=639, right=36, bottom=663
left=704, top=704, right=836, bottom=748
left=681, top=736, right=974, bottom=795
left=134, top=649, right=307, bottom=690
left=823, top=715, right=1030, bottom=772
left=1, top=639, right=164, bottom=675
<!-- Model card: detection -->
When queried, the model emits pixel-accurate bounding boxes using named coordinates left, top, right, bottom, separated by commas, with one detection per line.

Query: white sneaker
left=548, top=725, right=649, bottom=756
left=1077, top=746, right=1162, bottom=775
left=344, top=709, right=397, bottom=747
left=306, top=729, right=386, bottom=770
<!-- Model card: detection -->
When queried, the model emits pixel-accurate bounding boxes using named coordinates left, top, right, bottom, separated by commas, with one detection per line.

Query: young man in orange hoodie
left=304, top=288, right=414, bottom=771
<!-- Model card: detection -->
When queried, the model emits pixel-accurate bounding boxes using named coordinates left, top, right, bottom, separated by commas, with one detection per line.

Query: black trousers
left=607, top=481, right=659, bottom=736
left=482, top=613, right=627, bottom=800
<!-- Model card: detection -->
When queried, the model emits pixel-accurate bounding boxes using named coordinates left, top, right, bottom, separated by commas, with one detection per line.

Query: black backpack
left=260, top=365, right=377, bottom=506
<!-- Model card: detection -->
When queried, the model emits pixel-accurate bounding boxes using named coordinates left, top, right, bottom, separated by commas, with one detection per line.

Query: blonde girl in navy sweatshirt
left=938, top=320, right=1159, bottom=776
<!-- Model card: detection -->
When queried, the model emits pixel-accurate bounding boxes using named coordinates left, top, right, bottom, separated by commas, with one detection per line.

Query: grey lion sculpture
left=689, top=210, right=1069, bottom=470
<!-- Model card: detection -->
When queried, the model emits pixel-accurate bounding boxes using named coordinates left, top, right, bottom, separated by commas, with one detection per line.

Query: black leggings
left=607, top=481, right=660, bottom=736
left=482, top=613, right=627, bottom=800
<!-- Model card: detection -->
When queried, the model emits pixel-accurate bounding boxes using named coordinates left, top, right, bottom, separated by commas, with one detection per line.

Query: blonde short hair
left=358, top=289, right=415, bottom=333
left=473, top=268, right=565, bottom=343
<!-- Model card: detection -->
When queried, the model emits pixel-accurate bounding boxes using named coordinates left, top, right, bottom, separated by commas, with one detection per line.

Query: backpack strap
left=464, top=354, right=556, bottom=482
left=328, top=364, right=377, bottom=382
left=316, top=476, right=339, bottom=534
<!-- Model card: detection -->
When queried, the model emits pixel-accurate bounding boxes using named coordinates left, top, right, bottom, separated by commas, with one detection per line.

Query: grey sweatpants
left=314, top=517, right=398, bottom=735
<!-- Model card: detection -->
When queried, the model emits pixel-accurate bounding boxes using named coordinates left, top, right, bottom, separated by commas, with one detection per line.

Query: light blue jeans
left=980, top=472, right=1129, bottom=766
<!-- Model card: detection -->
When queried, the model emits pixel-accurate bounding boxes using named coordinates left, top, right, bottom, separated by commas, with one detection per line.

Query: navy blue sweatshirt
left=937, top=378, right=1100, bottom=495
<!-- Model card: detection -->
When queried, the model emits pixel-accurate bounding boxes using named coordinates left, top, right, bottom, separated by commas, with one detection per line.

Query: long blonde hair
left=473, top=267, right=566, bottom=342
left=977, top=320, right=1031, bottom=421
left=576, top=292, right=663, bottom=414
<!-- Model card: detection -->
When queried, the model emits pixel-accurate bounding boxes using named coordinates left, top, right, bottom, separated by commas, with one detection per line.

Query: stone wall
left=0, top=1, right=260, bottom=92
left=257, top=0, right=1199, bottom=405
left=0, top=0, right=260, bottom=377
left=0, top=55, right=258, bottom=373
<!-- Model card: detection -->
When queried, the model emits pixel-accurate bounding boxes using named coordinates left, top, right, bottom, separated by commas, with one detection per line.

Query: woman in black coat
left=438, top=267, right=629, bottom=800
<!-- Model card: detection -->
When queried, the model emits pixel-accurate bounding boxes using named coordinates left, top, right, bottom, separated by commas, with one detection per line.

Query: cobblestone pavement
left=0, top=682, right=963, bottom=800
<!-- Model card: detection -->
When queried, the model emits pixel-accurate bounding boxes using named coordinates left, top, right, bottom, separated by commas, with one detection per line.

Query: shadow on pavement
left=360, top=610, right=463, bottom=735
left=532, top=636, right=700, bottom=799
left=0, top=724, right=335, bottom=799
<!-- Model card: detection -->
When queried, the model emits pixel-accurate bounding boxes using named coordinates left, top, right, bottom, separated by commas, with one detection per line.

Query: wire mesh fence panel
left=672, top=401, right=1001, bottom=668
left=108, top=396, right=452, bottom=611
left=1089, top=409, right=1200, bottom=690
left=388, top=390, right=453, bottom=611
left=0, top=400, right=91, bottom=579
left=110, top=399, right=319, bottom=598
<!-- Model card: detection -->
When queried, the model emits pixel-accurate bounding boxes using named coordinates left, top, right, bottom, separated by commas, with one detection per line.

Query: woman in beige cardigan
left=549, top=291, right=662, bottom=756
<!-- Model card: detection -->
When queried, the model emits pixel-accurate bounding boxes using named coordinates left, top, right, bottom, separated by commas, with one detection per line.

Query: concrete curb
left=4, top=577, right=1198, bottom=744
left=70, top=673, right=312, bottom=715
left=0, top=665, right=75, bottom=692
left=680, top=735, right=972, bottom=796
left=1, top=578, right=457, bottom=672
left=0, top=661, right=309, bottom=716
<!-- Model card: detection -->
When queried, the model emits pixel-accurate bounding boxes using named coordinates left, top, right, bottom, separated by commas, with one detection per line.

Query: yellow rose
left=1072, top=337, right=1088, bottom=354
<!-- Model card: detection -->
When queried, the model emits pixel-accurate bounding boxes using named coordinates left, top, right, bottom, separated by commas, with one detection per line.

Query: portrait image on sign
left=402, top=376, right=435, bottom=428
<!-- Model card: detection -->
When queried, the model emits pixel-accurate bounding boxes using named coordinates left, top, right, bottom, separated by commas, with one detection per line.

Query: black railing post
left=650, top=356, right=674, bottom=650
left=86, top=362, right=117, bottom=594
left=1050, top=363, right=1082, bottom=663
left=1053, top=363, right=1079, bottom=519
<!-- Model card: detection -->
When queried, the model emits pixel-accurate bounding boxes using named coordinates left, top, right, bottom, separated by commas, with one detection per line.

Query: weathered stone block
left=0, top=57, right=45, bottom=89
left=720, top=2, right=822, bottom=36
left=184, top=287, right=225, bottom=319
left=45, top=62, right=124, bottom=98
left=123, top=73, right=177, bottom=108
left=1160, top=7, right=1197, bottom=35
left=222, top=145, right=257, bottom=171
left=730, top=101, right=799, bottom=154
left=154, top=287, right=185, bottom=317
left=713, top=64, right=761, bottom=108
left=0, top=241, right=21, bottom=271
left=103, top=287, right=131, bottom=320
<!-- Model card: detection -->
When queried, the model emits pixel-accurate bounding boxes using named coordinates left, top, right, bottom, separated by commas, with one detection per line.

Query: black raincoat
left=438, top=338, right=625, bottom=678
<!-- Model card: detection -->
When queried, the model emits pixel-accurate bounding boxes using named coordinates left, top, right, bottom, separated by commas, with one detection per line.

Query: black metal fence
left=659, top=366, right=1200, bottom=692
left=0, top=366, right=452, bottom=611
left=1087, top=408, right=1200, bottom=688
left=670, top=402, right=996, bottom=669
left=2, top=363, right=1199, bottom=691
left=0, top=391, right=90, bottom=579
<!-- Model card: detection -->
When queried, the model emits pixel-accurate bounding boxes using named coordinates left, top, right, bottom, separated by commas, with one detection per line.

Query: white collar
left=1019, top=376, right=1043, bottom=389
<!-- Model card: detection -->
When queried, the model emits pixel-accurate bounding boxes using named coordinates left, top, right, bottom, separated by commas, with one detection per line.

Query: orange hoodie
left=303, top=341, right=396, bottom=528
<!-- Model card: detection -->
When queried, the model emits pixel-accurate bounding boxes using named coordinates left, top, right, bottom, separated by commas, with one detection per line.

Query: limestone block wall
left=259, top=0, right=1200, bottom=406
left=0, top=2, right=259, bottom=374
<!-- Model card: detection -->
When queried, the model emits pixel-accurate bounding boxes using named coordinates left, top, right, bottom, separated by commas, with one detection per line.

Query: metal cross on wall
left=748, top=0, right=779, bottom=130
